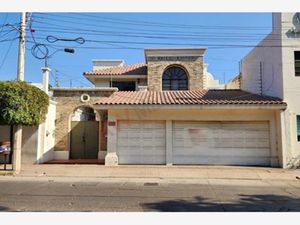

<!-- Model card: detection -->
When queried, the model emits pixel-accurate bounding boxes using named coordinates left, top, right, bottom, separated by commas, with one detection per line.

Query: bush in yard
left=0, top=80, right=49, bottom=126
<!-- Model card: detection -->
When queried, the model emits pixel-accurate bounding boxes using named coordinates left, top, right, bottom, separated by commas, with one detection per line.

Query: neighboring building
left=225, top=74, right=241, bottom=90
left=241, top=13, right=300, bottom=168
left=203, top=64, right=225, bottom=89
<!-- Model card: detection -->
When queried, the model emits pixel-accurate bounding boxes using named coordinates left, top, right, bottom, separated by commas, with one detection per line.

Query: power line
left=35, top=15, right=278, bottom=38
left=36, top=12, right=282, bottom=31
left=29, top=15, right=297, bottom=45
left=32, top=14, right=275, bottom=37
left=31, top=27, right=279, bottom=43
left=0, top=13, right=8, bottom=35
left=28, top=35, right=300, bottom=49
left=0, top=35, right=17, bottom=71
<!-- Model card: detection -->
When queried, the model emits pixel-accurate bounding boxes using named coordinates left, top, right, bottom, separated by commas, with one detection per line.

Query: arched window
left=162, top=66, right=188, bottom=90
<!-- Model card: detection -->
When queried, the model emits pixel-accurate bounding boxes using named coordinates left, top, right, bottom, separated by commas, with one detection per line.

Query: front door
left=70, top=121, right=99, bottom=159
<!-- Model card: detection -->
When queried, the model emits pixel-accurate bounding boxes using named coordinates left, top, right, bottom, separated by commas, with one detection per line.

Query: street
left=1, top=175, right=300, bottom=212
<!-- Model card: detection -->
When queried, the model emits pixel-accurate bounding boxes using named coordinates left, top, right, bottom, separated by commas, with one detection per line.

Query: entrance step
left=44, top=159, right=104, bottom=165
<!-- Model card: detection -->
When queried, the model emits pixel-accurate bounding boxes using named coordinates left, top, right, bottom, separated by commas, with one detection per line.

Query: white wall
left=92, top=60, right=124, bottom=70
left=280, top=13, right=300, bottom=166
left=95, top=80, right=110, bottom=88
left=37, top=100, right=56, bottom=163
left=242, top=13, right=300, bottom=167
left=241, top=31, right=283, bottom=98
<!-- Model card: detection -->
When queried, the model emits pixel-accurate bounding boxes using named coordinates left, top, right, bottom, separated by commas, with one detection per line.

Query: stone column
left=12, top=125, right=22, bottom=173
left=105, top=114, right=118, bottom=166
left=166, top=120, right=173, bottom=165
left=269, top=116, right=279, bottom=167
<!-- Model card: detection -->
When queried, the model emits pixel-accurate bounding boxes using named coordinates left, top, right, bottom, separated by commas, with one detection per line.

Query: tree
left=0, top=80, right=49, bottom=172
left=0, top=80, right=49, bottom=126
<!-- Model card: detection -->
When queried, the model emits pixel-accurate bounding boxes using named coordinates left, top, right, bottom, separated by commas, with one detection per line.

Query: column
left=166, top=120, right=173, bottom=166
left=105, top=114, right=118, bottom=166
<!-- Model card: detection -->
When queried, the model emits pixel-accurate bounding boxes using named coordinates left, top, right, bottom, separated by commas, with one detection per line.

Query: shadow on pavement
left=143, top=194, right=300, bottom=212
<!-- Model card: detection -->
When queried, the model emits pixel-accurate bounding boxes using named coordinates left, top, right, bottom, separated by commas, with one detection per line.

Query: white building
left=203, top=64, right=225, bottom=89
left=241, top=12, right=300, bottom=168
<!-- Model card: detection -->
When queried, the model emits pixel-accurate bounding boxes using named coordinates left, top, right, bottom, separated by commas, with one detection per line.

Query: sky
left=0, top=13, right=272, bottom=87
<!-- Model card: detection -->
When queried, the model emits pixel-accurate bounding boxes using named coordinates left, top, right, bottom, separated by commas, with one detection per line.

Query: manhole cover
left=144, top=182, right=159, bottom=186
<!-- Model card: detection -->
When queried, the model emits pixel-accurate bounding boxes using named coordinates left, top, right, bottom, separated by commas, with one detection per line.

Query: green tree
left=0, top=80, right=49, bottom=126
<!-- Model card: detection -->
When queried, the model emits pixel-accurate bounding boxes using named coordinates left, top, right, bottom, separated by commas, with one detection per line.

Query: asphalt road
left=0, top=177, right=300, bottom=212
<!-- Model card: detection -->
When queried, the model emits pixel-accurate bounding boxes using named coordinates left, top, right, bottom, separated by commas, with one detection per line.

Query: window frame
left=162, top=66, right=189, bottom=91
left=297, top=115, right=300, bottom=142
left=111, top=81, right=136, bottom=91
left=294, top=51, right=300, bottom=77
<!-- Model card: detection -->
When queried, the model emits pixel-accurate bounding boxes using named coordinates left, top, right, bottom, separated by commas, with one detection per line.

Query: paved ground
left=0, top=165, right=300, bottom=212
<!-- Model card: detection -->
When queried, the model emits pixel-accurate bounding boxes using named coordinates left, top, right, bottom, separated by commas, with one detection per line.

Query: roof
left=95, top=90, right=286, bottom=107
left=84, top=63, right=147, bottom=76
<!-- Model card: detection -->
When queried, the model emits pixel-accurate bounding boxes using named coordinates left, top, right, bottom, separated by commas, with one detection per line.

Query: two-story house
left=4, top=13, right=298, bottom=169
left=50, top=47, right=284, bottom=168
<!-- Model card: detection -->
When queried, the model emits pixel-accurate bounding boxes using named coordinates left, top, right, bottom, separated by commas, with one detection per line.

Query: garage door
left=173, top=121, right=270, bottom=166
left=117, top=120, right=166, bottom=164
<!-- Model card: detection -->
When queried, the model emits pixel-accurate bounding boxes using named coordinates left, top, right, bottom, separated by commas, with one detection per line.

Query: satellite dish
left=296, top=12, right=300, bottom=23
left=293, top=12, right=300, bottom=33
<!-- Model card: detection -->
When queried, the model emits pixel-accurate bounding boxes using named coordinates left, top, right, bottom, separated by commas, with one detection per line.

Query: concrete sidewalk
left=7, top=164, right=300, bottom=181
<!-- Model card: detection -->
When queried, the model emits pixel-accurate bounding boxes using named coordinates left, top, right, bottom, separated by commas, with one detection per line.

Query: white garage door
left=173, top=121, right=270, bottom=166
left=117, top=120, right=166, bottom=164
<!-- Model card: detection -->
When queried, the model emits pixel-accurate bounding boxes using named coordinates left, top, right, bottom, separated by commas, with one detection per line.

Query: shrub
left=0, top=80, right=49, bottom=126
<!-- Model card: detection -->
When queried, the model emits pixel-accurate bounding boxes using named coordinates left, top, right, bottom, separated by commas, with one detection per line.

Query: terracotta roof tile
left=84, top=63, right=147, bottom=76
left=96, top=90, right=286, bottom=106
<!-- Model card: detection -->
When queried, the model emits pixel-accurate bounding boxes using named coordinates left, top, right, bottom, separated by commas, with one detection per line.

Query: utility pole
left=13, top=12, right=27, bottom=173
left=17, top=12, right=26, bottom=81
left=55, top=69, right=60, bottom=87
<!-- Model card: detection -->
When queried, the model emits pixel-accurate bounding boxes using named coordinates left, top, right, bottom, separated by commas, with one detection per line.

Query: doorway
left=70, top=107, right=99, bottom=159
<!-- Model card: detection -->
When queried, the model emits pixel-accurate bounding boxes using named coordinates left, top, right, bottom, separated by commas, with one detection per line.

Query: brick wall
left=52, top=89, right=115, bottom=153
left=147, top=56, right=204, bottom=91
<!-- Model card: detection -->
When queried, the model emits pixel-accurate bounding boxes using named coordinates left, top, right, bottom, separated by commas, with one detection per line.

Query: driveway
left=0, top=165, right=300, bottom=212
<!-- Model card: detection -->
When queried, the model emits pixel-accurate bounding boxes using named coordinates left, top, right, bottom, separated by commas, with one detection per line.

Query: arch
left=71, top=106, right=98, bottom=122
left=162, top=65, right=189, bottom=90
left=69, top=105, right=100, bottom=160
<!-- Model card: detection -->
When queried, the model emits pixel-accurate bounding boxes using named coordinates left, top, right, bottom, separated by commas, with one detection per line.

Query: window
left=111, top=81, right=136, bottom=91
left=295, top=51, right=300, bottom=76
left=297, top=115, right=300, bottom=142
left=162, top=66, right=188, bottom=90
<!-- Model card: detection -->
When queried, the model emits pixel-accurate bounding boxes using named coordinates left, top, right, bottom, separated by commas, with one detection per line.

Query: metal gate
left=70, top=121, right=99, bottom=159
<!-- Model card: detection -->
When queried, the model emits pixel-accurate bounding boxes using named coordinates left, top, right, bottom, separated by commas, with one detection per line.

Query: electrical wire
left=29, top=35, right=300, bottom=49
left=46, top=35, right=85, bottom=44
left=33, top=14, right=279, bottom=37
left=36, top=12, right=285, bottom=31
left=0, top=34, right=18, bottom=71
left=0, top=13, right=8, bottom=35
left=29, top=15, right=298, bottom=46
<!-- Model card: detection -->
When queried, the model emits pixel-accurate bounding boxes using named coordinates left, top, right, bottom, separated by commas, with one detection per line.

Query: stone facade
left=51, top=88, right=116, bottom=154
left=147, top=56, right=204, bottom=91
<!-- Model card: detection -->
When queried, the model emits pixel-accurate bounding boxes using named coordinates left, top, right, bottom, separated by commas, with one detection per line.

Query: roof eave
left=84, top=74, right=147, bottom=79
left=93, top=104, right=287, bottom=110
